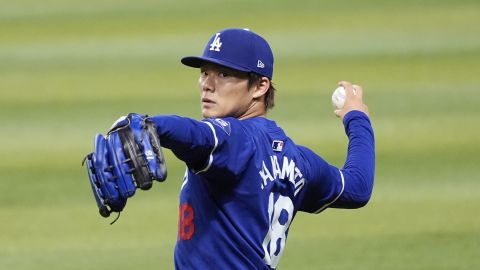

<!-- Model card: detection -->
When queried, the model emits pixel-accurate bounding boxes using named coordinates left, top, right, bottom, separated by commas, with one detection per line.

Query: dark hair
left=248, top=73, right=276, bottom=110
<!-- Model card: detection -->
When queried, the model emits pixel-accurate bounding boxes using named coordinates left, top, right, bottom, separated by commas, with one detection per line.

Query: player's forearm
left=148, top=115, right=214, bottom=169
left=339, top=110, right=375, bottom=207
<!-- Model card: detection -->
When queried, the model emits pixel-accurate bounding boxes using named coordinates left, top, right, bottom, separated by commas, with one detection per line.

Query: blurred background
left=1, top=0, right=479, bottom=269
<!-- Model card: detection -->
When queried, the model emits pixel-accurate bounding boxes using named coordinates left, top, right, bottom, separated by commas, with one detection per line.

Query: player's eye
left=219, top=72, right=229, bottom=78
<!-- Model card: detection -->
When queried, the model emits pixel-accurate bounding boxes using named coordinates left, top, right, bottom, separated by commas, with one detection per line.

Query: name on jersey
left=259, top=155, right=305, bottom=195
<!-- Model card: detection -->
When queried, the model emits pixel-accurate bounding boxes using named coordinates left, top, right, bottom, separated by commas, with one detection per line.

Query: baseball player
left=155, top=28, right=374, bottom=269
left=86, top=28, right=375, bottom=269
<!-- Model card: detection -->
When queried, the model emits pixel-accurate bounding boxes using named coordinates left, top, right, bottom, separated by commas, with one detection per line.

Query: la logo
left=209, top=33, right=222, bottom=52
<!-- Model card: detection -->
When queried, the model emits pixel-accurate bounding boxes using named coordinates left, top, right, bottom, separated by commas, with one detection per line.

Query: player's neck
left=238, top=101, right=266, bottom=120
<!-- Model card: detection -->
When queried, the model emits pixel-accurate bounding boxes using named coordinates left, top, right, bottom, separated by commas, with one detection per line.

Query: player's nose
left=199, top=74, right=215, bottom=93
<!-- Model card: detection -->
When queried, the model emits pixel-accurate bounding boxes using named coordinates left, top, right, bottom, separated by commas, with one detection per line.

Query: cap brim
left=181, top=56, right=251, bottom=73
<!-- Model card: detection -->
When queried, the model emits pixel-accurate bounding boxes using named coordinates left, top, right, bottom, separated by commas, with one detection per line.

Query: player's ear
left=252, top=77, right=270, bottom=99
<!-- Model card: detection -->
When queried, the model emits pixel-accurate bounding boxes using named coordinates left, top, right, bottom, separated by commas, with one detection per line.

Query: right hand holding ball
left=332, top=81, right=369, bottom=119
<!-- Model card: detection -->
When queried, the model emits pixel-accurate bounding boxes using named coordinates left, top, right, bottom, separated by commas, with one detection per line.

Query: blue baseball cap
left=181, top=28, right=274, bottom=79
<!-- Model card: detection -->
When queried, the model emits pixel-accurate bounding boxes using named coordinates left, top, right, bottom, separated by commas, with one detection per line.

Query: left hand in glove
left=83, top=113, right=167, bottom=222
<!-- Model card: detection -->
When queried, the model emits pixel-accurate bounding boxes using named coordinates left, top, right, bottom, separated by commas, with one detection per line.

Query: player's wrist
left=343, top=110, right=370, bottom=127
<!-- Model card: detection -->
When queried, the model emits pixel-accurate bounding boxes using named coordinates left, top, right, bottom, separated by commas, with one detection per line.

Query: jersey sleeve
left=148, top=115, right=216, bottom=171
left=298, top=110, right=375, bottom=213
left=332, top=110, right=375, bottom=209
left=148, top=115, right=255, bottom=179
left=297, top=146, right=345, bottom=213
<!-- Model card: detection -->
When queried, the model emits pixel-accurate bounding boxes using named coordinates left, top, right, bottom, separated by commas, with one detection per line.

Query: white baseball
left=331, top=86, right=346, bottom=109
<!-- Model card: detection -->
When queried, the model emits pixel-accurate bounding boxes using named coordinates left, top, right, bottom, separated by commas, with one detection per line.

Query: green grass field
left=1, top=0, right=479, bottom=269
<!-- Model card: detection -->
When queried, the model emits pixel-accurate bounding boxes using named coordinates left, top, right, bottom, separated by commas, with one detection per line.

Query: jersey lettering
left=259, top=155, right=304, bottom=191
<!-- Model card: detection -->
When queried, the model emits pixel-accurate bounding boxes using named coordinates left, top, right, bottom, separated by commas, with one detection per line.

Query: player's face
left=198, top=63, right=255, bottom=119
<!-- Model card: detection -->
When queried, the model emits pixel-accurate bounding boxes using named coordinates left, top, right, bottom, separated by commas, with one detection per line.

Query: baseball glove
left=83, top=113, right=167, bottom=223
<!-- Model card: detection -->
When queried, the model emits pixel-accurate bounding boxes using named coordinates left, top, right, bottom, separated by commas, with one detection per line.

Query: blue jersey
left=149, top=111, right=375, bottom=269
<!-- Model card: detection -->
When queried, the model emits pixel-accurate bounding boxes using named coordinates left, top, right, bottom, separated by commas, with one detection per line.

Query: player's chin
left=201, top=108, right=219, bottom=119
left=202, top=107, right=229, bottom=119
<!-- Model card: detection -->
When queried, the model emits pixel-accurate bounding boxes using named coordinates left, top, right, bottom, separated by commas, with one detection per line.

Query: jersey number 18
left=262, top=192, right=294, bottom=268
